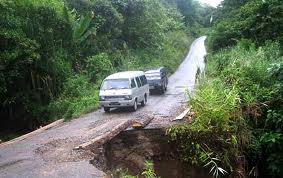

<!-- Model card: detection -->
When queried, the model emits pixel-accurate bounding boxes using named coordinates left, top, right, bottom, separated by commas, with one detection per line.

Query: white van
left=99, top=71, right=149, bottom=112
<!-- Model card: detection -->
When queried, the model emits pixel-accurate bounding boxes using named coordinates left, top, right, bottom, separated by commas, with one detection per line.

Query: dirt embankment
left=92, top=129, right=211, bottom=178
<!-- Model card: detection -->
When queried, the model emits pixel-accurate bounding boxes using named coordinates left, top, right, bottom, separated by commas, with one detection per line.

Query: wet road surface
left=0, top=36, right=207, bottom=178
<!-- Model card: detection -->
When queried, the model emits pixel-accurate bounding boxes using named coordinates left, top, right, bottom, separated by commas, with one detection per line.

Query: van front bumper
left=100, top=99, right=135, bottom=108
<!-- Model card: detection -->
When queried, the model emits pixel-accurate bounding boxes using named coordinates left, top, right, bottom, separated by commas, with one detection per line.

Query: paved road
left=0, top=36, right=207, bottom=178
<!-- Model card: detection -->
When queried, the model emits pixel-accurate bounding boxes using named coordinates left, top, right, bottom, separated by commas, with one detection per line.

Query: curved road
left=0, top=36, right=207, bottom=178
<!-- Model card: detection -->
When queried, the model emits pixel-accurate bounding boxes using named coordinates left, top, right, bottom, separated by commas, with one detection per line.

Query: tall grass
left=188, top=79, right=241, bottom=132
left=48, top=75, right=99, bottom=120
left=168, top=41, right=283, bottom=177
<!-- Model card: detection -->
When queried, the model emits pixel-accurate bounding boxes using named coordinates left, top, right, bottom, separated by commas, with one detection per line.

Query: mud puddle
left=91, top=128, right=211, bottom=178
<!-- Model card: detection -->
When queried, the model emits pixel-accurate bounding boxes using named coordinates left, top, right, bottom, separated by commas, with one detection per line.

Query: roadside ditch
left=90, top=128, right=211, bottom=178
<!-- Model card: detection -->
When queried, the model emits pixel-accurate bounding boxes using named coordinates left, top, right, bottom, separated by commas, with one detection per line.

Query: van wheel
left=141, top=94, right=147, bottom=106
left=132, top=99, right=138, bottom=111
left=104, top=107, right=110, bottom=113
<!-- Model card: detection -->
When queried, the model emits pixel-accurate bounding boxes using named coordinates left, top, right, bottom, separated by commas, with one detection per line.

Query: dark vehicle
left=145, top=67, right=168, bottom=94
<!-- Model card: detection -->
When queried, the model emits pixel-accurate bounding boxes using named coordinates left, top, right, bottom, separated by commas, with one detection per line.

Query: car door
left=140, top=75, right=149, bottom=97
left=135, top=76, right=143, bottom=102
left=131, top=78, right=138, bottom=99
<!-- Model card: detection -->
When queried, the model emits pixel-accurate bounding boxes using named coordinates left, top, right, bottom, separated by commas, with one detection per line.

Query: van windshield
left=101, top=79, right=130, bottom=90
left=145, top=72, right=161, bottom=80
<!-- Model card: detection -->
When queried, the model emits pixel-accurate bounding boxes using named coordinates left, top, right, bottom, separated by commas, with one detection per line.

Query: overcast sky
left=197, top=0, right=223, bottom=7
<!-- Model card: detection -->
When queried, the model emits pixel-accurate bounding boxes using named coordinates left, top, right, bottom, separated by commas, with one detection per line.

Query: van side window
left=135, top=77, right=142, bottom=87
left=140, top=75, right=147, bottom=85
left=131, top=78, right=136, bottom=88
left=139, top=76, right=144, bottom=86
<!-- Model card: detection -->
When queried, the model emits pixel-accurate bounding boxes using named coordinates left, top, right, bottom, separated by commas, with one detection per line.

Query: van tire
left=141, top=94, right=147, bottom=106
left=104, top=107, right=110, bottom=113
left=132, top=99, right=138, bottom=111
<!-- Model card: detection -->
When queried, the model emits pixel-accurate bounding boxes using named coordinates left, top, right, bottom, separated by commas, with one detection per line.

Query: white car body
left=99, top=71, right=149, bottom=112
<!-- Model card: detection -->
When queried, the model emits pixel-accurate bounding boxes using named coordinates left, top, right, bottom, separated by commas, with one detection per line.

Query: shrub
left=110, top=161, right=159, bottom=178
left=168, top=79, right=247, bottom=177
left=169, top=41, right=283, bottom=177
left=84, top=53, right=114, bottom=82
left=188, top=79, right=241, bottom=132
left=48, top=75, right=99, bottom=120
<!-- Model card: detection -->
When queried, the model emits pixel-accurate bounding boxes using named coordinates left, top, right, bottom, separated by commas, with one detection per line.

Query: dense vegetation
left=0, top=0, right=211, bottom=140
left=169, top=0, right=283, bottom=177
left=4, top=0, right=282, bottom=177
left=209, top=0, right=283, bottom=51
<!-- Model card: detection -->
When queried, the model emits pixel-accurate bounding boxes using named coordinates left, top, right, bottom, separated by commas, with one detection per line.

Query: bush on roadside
left=48, top=75, right=99, bottom=120
left=168, top=79, right=248, bottom=177
left=169, top=41, right=283, bottom=177
left=84, top=53, right=114, bottom=83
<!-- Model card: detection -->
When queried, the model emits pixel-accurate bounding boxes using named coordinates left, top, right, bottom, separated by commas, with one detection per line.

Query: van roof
left=145, top=69, right=159, bottom=74
left=105, top=71, right=144, bottom=80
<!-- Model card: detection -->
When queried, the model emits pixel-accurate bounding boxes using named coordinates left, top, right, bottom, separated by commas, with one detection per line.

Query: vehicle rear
left=145, top=67, right=168, bottom=94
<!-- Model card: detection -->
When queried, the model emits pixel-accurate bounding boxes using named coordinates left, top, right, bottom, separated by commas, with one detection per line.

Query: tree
left=210, top=0, right=283, bottom=51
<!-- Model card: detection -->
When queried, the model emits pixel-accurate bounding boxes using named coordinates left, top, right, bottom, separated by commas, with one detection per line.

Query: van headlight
left=124, top=95, right=132, bottom=100
left=99, top=96, right=106, bottom=101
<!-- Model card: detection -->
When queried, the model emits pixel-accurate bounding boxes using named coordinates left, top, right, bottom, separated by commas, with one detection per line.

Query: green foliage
left=72, top=11, right=96, bottom=44
left=203, top=153, right=228, bottom=178
left=110, top=168, right=135, bottom=178
left=208, top=42, right=283, bottom=177
left=141, top=161, right=159, bottom=178
left=120, top=31, right=191, bottom=74
left=48, top=75, right=99, bottom=120
left=210, top=0, right=283, bottom=51
left=167, top=0, right=196, bottom=26
left=188, top=80, right=241, bottom=132
left=169, top=0, right=283, bottom=176
left=120, top=0, right=167, bottom=49
left=111, top=161, right=159, bottom=178
left=169, top=41, right=283, bottom=177
left=168, top=79, right=246, bottom=177
left=1, top=0, right=198, bottom=139
left=163, top=0, right=216, bottom=37
left=84, top=53, right=113, bottom=82
left=0, top=0, right=74, bottom=130
left=16, top=0, right=67, bottom=17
